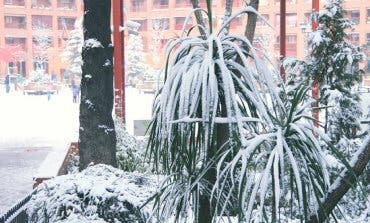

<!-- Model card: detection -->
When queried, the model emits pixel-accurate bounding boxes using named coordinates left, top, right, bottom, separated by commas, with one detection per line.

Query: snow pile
left=27, top=164, right=159, bottom=223
left=115, top=118, right=150, bottom=173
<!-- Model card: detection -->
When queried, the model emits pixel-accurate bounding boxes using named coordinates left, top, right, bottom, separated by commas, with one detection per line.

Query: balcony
left=4, top=0, right=25, bottom=7
left=153, top=0, right=168, bottom=9
left=4, top=15, right=26, bottom=29
left=32, top=15, right=53, bottom=29
left=31, top=0, right=52, bottom=9
left=175, top=0, right=192, bottom=7
left=58, top=17, right=76, bottom=30
left=5, top=37, right=27, bottom=51
left=130, top=0, right=146, bottom=12
left=57, top=0, right=76, bottom=10
left=175, top=17, right=192, bottom=30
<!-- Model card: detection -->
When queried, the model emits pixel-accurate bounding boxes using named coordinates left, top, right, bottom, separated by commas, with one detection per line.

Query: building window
left=4, top=0, right=25, bottom=6
left=304, top=12, right=311, bottom=24
left=175, top=17, right=192, bottom=30
left=367, top=9, right=370, bottom=23
left=152, top=18, right=169, bottom=30
left=275, top=35, right=297, bottom=56
left=347, top=10, right=360, bottom=24
left=32, top=15, right=52, bottom=29
left=153, top=0, right=168, bottom=9
left=57, top=17, right=76, bottom=30
left=256, top=14, right=269, bottom=27
left=132, top=19, right=148, bottom=31
left=4, top=15, right=26, bottom=29
left=175, top=0, right=191, bottom=7
left=57, top=0, right=76, bottom=10
left=31, top=0, right=52, bottom=9
left=287, top=13, right=297, bottom=27
left=275, top=0, right=296, bottom=4
left=130, top=0, right=146, bottom=12
left=5, top=37, right=27, bottom=50
left=348, top=33, right=360, bottom=45
left=366, top=33, right=370, bottom=42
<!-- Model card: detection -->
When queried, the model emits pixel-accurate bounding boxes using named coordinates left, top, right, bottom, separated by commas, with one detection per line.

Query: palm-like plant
left=146, top=1, right=340, bottom=222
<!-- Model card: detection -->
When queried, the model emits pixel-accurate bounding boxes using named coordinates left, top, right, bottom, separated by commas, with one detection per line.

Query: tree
left=32, top=24, right=52, bottom=72
left=61, top=19, right=83, bottom=81
left=305, top=0, right=364, bottom=142
left=126, top=34, right=146, bottom=85
left=79, top=0, right=117, bottom=170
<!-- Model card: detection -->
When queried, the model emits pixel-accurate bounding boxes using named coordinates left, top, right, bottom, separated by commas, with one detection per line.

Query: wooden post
left=312, top=0, right=319, bottom=127
left=280, top=0, right=286, bottom=81
left=112, top=0, right=125, bottom=122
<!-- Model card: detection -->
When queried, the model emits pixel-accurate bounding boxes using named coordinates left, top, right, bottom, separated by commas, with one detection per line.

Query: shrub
left=27, top=164, right=158, bottom=223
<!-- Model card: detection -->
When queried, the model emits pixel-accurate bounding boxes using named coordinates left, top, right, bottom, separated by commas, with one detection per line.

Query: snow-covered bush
left=146, top=2, right=343, bottom=222
left=61, top=19, right=83, bottom=80
left=304, top=0, right=364, bottom=143
left=326, top=89, right=362, bottom=142
left=115, top=118, right=149, bottom=173
left=27, top=164, right=158, bottom=223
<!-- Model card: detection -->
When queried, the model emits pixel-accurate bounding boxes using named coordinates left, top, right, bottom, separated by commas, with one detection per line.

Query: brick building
left=0, top=0, right=83, bottom=81
left=124, top=0, right=370, bottom=76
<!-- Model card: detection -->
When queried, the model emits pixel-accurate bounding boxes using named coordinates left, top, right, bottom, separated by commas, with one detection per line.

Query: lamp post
left=312, top=0, right=320, bottom=127
left=280, top=0, right=286, bottom=82
left=112, top=0, right=125, bottom=122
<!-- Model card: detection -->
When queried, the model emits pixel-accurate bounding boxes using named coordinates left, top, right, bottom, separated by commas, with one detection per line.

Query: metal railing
left=0, top=189, right=36, bottom=223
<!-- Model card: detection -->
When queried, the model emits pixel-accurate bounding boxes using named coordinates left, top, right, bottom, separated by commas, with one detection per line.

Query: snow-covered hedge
left=115, top=118, right=150, bottom=173
left=27, top=164, right=158, bottom=223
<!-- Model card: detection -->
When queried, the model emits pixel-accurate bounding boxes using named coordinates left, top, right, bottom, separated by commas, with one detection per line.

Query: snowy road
left=0, top=88, right=79, bottom=214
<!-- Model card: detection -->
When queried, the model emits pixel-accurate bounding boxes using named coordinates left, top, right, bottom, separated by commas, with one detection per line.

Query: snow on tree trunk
left=79, top=0, right=117, bottom=170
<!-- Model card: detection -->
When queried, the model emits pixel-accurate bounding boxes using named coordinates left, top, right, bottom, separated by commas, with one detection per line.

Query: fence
left=0, top=189, right=36, bottom=223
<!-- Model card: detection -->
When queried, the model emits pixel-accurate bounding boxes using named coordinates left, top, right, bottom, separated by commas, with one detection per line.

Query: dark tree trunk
left=190, top=0, right=206, bottom=36
left=222, top=0, right=233, bottom=35
left=244, top=0, right=259, bottom=43
left=79, top=0, right=117, bottom=170
left=309, top=136, right=370, bottom=223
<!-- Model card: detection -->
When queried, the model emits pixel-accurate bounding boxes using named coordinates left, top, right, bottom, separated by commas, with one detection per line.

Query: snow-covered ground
left=0, top=87, right=79, bottom=214
left=0, top=86, right=154, bottom=214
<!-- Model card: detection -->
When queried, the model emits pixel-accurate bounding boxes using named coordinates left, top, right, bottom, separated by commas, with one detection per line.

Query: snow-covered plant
left=115, top=117, right=149, bottom=173
left=126, top=34, right=146, bottom=86
left=61, top=18, right=83, bottom=80
left=32, top=24, right=53, bottom=72
left=325, top=89, right=362, bottom=142
left=305, top=0, right=364, bottom=142
left=146, top=1, right=342, bottom=222
left=27, top=164, right=158, bottom=223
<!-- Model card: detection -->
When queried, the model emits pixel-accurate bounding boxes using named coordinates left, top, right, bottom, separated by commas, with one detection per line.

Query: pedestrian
left=4, top=74, right=10, bottom=93
left=47, top=80, right=53, bottom=101
left=72, top=84, right=80, bottom=103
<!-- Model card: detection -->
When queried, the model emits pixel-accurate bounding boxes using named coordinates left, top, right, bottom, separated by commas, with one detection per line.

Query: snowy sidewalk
left=0, top=89, right=79, bottom=214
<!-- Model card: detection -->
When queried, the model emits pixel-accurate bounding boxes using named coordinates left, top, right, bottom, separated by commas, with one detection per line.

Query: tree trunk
left=222, top=0, right=233, bottom=35
left=190, top=0, right=206, bottom=36
left=79, top=0, right=117, bottom=170
left=244, top=0, right=259, bottom=43
left=309, top=136, right=370, bottom=223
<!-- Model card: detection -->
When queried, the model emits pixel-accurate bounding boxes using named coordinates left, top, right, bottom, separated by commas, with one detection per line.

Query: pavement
left=0, top=88, right=79, bottom=214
